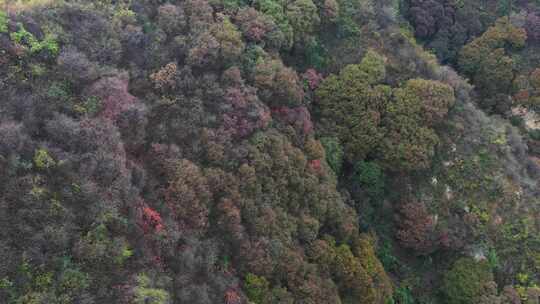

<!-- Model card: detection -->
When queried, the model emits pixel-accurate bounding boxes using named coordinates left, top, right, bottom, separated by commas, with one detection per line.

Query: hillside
left=0, top=0, right=538, bottom=303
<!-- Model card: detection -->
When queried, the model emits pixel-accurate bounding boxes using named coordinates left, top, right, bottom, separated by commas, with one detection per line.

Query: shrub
left=0, top=11, right=7, bottom=33
left=391, top=286, right=415, bottom=304
left=443, top=258, right=493, bottom=304
left=320, top=0, right=339, bottom=24
left=187, top=31, right=219, bottom=67
left=165, top=159, right=211, bottom=232
left=354, top=161, right=385, bottom=200
left=253, top=0, right=294, bottom=49
left=395, top=201, right=439, bottom=255
left=157, top=4, right=187, bottom=35
left=315, top=50, right=390, bottom=162
left=525, top=13, right=540, bottom=43
left=244, top=273, right=270, bottom=303
left=286, top=0, right=320, bottom=43
left=382, top=81, right=446, bottom=171
left=235, top=7, right=282, bottom=48
left=134, top=274, right=171, bottom=304
left=85, top=73, right=137, bottom=121
left=393, top=79, right=455, bottom=126
left=33, top=148, right=55, bottom=169
left=320, top=137, right=343, bottom=175
left=458, top=17, right=526, bottom=113
left=139, top=205, right=164, bottom=234
left=58, top=268, right=90, bottom=296
left=254, top=58, right=304, bottom=107
left=75, top=224, right=133, bottom=269
left=211, top=15, right=245, bottom=63
left=10, top=23, right=59, bottom=56
left=353, top=234, right=394, bottom=303
left=57, top=47, right=99, bottom=85
left=150, top=62, right=178, bottom=91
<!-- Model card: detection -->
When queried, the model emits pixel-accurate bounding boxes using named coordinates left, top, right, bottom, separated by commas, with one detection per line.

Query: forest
left=0, top=0, right=539, bottom=303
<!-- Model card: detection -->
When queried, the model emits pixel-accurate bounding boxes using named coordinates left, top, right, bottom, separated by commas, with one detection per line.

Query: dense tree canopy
left=0, top=0, right=539, bottom=303
left=316, top=51, right=455, bottom=170
left=458, top=17, right=527, bottom=113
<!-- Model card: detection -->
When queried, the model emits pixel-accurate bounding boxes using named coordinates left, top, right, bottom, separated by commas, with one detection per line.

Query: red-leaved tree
left=395, top=201, right=440, bottom=255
